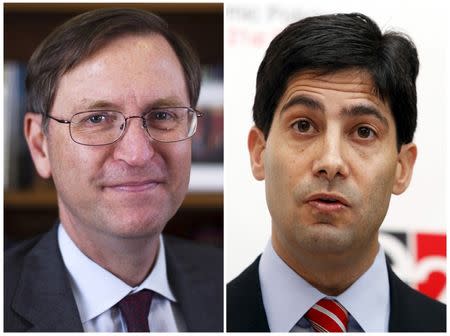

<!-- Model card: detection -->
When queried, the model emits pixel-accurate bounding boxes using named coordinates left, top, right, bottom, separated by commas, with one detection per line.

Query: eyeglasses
left=46, top=107, right=203, bottom=146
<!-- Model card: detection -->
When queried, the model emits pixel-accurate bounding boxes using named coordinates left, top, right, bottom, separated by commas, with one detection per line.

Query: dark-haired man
left=5, top=8, right=222, bottom=332
left=227, top=13, right=445, bottom=332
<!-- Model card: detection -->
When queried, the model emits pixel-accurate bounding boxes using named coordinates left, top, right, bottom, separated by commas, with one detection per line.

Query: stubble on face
left=279, top=171, right=394, bottom=257
left=265, top=69, right=399, bottom=263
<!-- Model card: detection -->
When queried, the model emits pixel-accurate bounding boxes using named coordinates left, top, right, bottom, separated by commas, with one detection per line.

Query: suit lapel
left=11, top=226, right=83, bottom=331
left=386, top=258, right=427, bottom=332
left=387, top=261, right=405, bottom=331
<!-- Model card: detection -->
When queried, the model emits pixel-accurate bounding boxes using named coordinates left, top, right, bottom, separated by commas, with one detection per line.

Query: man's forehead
left=52, top=32, right=189, bottom=114
left=285, top=68, right=377, bottom=94
left=279, top=68, right=387, bottom=108
left=64, top=32, right=169, bottom=71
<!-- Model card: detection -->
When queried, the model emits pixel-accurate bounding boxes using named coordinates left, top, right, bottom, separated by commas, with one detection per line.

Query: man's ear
left=392, top=143, right=417, bottom=195
left=24, top=113, right=52, bottom=179
left=248, top=126, right=266, bottom=181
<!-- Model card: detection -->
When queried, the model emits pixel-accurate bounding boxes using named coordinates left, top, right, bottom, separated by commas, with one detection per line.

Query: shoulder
left=227, top=256, right=270, bottom=332
left=163, top=235, right=223, bottom=331
left=163, top=234, right=222, bottom=268
left=5, top=234, right=46, bottom=284
left=164, top=234, right=222, bottom=258
left=163, top=234, right=223, bottom=287
left=4, top=233, right=50, bottom=331
left=228, top=256, right=260, bottom=297
left=227, top=256, right=261, bottom=310
left=388, top=265, right=446, bottom=332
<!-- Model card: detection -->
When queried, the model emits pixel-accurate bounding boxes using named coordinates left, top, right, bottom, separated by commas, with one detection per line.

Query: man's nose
left=311, top=130, right=349, bottom=181
left=112, top=116, right=155, bottom=166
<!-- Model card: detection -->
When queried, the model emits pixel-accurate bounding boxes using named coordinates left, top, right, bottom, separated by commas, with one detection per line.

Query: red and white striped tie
left=305, top=298, right=349, bottom=332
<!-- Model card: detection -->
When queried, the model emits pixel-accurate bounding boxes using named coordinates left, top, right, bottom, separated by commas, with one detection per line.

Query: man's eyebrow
left=342, top=104, right=389, bottom=127
left=76, top=100, right=122, bottom=111
left=74, top=96, right=186, bottom=112
left=280, top=94, right=325, bottom=114
left=151, top=96, right=186, bottom=107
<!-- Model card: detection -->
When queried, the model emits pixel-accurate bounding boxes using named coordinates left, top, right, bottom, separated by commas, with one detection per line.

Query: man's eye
left=356, top=126, right=375, bottom=139
left=155, top=111, right=171, bottom=120
left=149, top=111, right=175, bottom=121
left=293, top=119, right=313, bottom=133
left=88, top=115, right=106, bottom=124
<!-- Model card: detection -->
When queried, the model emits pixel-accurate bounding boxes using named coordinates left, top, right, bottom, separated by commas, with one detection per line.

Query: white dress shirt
left=259, top=240, right=390, bottom=332
left=58, top=224, right=186, bottom=332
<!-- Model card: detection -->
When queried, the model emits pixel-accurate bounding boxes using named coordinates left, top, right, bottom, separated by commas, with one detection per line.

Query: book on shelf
left=4, top=61, right=33, bottom=190
left=193, top=64, right=223, bottom=163
left=189, top=65, right=224, bottom=192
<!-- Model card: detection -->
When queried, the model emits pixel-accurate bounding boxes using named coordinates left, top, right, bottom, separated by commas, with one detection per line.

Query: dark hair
left=26, top=8, right=201, bottom=130
left=253, top=12, right=419, bottom=146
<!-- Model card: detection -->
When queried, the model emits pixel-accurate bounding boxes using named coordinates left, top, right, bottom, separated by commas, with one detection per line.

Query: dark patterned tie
left=305, top=298, right=349, bottom=332
left=118, top=289, right=153, bottom=332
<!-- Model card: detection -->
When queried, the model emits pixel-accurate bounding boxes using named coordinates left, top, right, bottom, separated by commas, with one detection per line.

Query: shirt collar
left=57, top=224, right=176, bottom=323
left=336, top=245, right=390, bottom=332
left=259, top=239, right=390, bottom=332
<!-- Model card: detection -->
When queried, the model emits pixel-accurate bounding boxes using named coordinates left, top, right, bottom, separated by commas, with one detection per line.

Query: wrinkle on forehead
left=281, top=69, right=386, bottom=109
left=289, top=69, right=373, bottom=89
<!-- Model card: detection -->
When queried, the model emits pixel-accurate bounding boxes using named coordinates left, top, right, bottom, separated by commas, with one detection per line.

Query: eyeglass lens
left=69, top=108, right=197, bottom=145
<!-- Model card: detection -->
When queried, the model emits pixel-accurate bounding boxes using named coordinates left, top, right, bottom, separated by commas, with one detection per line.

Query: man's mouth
left=305, top=193, right=350, bottom=211
left=104, top=179, right=164, bottom=192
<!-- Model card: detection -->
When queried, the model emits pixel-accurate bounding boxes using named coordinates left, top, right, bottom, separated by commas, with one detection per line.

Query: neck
left=60, top=215, right=160, bottom=287
left=272, top=237, right=379, bottom=296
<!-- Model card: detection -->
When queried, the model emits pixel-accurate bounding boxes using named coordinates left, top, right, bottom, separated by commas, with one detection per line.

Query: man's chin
left=93, top=207, right=174, bottom=238
left=106, top=219, right=166, bottom=240
left=295, top=225, right=355, bottom=255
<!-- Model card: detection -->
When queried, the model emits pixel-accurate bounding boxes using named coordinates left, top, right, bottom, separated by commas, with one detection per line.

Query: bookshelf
left=4, top=3, right=223, bottom=246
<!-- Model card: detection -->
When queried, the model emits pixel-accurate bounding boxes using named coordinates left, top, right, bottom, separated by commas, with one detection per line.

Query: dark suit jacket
left=227, top=256, right=446, bottom=332
left=4, top=225, right=223, bottom=332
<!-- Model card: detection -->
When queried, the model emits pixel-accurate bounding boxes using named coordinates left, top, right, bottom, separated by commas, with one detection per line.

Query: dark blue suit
left=4, top=226, right=223, bottom=332
left=227, top=256, right=446, bottom=332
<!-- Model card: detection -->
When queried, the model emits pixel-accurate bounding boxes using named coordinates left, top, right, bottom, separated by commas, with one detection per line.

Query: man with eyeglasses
left=5, top=8, right=222, bottom=332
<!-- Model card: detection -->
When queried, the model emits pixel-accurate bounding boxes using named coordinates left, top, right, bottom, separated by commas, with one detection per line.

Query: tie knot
left=305, top=298, right=349, bottom=332
left=118, top=289, right=153, bottom=332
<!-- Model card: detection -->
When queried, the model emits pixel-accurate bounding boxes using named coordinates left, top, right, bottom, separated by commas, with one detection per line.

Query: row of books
left=4, top=62, right=223, bottom=191
left=194, top=65, right=224, bottom=163
left=4, top=62, right=33, bottom=190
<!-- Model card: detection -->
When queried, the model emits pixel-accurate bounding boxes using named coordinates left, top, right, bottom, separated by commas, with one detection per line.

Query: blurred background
left=4, top=3, right=223, bottom=247
left=3, top=0, right=448, bottom=305
left=225, top=0, right=447, bottom=303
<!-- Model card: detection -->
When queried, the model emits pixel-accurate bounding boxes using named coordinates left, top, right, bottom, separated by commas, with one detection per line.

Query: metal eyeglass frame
left=45, top=107, right=203, bottom=146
